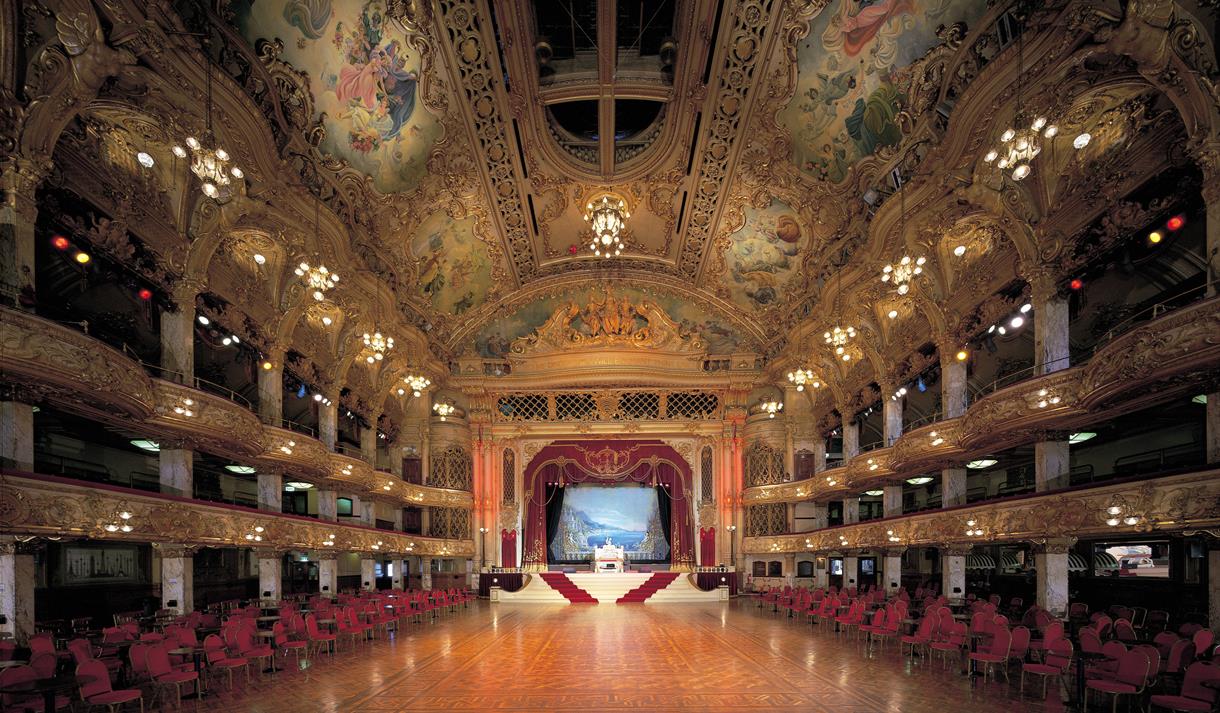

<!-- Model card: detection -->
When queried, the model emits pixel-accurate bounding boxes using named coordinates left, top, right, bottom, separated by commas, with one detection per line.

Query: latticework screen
left=700, top=445, right=714, bottom=503
left=430, top=446, right=472, bottom=490
left=497, top=394, right=549, bottom=421
left=616, top=391, right=659, bottom=420
left=554, top=393, right=596, bottom=420
left=744, top=441, right=787, bottom=487
left=746, top=504, right=787, bottom=537
left=428, top=507, right=471, bottom=539
left=502, top=448, right=515, bottom=503
left=668, top=392, right=719, bottom=419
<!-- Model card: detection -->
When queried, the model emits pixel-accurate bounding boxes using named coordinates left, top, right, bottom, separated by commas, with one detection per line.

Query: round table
left=1074, top=651, right=1111, bottom=710
left=0, top=673, right=95, bottom=713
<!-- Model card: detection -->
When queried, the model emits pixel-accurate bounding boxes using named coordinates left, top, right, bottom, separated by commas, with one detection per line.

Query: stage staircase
left=538, top=572, right=598, bottom=603
left=616, top=572, right=680, bottom=603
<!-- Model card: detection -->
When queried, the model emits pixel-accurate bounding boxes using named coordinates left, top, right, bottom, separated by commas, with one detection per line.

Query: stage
left=496, top=571, right=724, bottom=604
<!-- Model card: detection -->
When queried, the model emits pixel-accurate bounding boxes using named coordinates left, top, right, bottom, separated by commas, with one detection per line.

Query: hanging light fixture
left=786, top=368, right=820, bottom=392
left=172, top=38, right=243, bottom=201
left=295, top=199, right=339, bottom=301
left=103, top=510, right=134, bottom=534
left=363, top=331, right=393, bottom=363
left=399, top=374, right=431, bottom=397
left=758, top=398, right=783, bottom=419
left=584, top=195, right=628, bottom=258
left=824, top=326, right=856, bottom=361
left=881, top=182, right=926, bottom=295
left=433, top=401, right=456, bottom=421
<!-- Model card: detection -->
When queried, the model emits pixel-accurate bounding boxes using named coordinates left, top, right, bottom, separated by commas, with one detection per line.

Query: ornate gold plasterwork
left=0, top=473, right=472, bottom=557
left=510, top=288, right=706, bottom=356
left=744, top=469, right=1220, bottom=555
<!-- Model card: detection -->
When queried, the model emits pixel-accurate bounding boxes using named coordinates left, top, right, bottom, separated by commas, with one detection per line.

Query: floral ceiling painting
left=473, top=287, right=748, bottom=359
left=410, top=211, right=493, bottom=317
left=781, top=0, right=987, bottom=183
left=235, top=0, right=443, bottom=193
left=723, top=198, right=807, bottom=311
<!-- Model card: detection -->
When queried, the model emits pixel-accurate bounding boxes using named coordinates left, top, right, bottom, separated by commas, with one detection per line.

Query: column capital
left=940, top=544, right=972, bottom=557
left=315, top=551, right=338, bottom=561
left=1031, top=537, right=1076, bottom=555
left=1, top=157, right=52, bottom=221
left=152, top=543, right=198, bottom=558
left=881, top=547, right=907, bottom=557
left=1020, top=260, right=1061, bottom=303
left=1188, top=137, right=1220, bottom=202
left=169, top=278, right=206, bottom=307
left=253, top=546, right=289, bottom=559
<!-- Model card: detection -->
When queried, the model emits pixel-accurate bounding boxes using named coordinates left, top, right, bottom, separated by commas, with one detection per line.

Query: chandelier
left=786, top=368, right=820, bottom=392
left=173, top=41, right=242, bottom=201
left=296, top=262, right=338, bottom=301
left=433, top=401, right=456, bottom=421
left=362, top=331, right=393, bottom=363
left=823, top=326, right=855, bottom=361
left=399, top=374, right=431, bottom=397
left=584, top=195, right=628, bottom=258
left=881, top=256, right=925, bottom=295
left=983, top=115, right=1058, bottom=181
left=103, top=510, right=134, bottom=534
left=758, top=398, right=783, bottom=419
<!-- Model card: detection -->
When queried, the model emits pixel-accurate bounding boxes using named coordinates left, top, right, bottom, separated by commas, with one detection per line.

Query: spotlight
left=74, top=251, right=91, bottom=264
left=953, top=245, right=966, bottom=257
left=313, top=393, right=323, bottom=402
left=1166, top=215, right=1185, bottom=231
left=1073, top=133, right=1091, bottom=149
left=1069, top=278, right=1083, bottom=291
left=138, top=288, right=153, bottom=301
left=261, top=360, right=274, bottom=371
left=998, top=326, right=1007, bottom=335
left=136, top=152, right=155, bottom=168
left=253, top=253, right=266, bottom=265
left=1019, top=303, right=1032, bottom=313
left=1148, top=231, right=1162, bottom=244
left=1010, top=316, right=1024, bottom=329
left=956, top=350, right=968, bottom=361
left=51, top=235, right=71, bottom=250
left=887, top=309, right=898, bottom=319
left=197, top=315, right=210, bottom=325
left=222, top=337, right=232, bottom=346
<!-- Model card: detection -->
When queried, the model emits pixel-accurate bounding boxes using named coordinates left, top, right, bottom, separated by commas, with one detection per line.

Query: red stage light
left=1166, top=215, right=1185, bottom=231
left=138, top=288, right=153, bottom=301
left=568, top=245, right=578, bottom=255
left=1069, top=278, right=1084, bottom=291
left=51, top=235, right=70, bottom=250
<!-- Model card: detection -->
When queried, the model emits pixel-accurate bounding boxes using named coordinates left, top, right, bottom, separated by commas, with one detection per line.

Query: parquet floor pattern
left=185, top=601, right=1071, bottom=712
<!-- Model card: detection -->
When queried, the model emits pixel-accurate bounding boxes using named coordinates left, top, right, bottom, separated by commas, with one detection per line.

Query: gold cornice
left=743, top=469, right=1220, bottom=554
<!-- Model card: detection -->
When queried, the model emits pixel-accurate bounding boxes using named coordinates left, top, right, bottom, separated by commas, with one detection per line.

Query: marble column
left=1206, top=396, right=1219, bottom=465
left=160, top=294, right=196, bottom=383
left=883, top=550, right=904, bottom=595
left=883, top=396, right=902, bottom=446
left=781, top=553, right=795, bottom=586
left=256, top=350, right=284, bottom=426
left=0, top=398, right=34, bottom=470
left=156, top=544, right=194, bottom=614
left=0, top=540, right=35, bottom=643
left=257, top=549, right=282, bottom=600
left=257, top=472, right=283, bottom=512
left=421, top=557, right=433, bottom=590
left=351, top=496, right=373, bottom=525
left=317, top=552, right=338, bottom=595
left=318, top=401, right=338, bottom=452
left=882, top=484, right=903, bottom=518
left=940, top=350, right=968, bottom=419
left=941, top=546, right=968, bottom=600
left=1209, top=549, right=1220, bottom=630
left=392, top=507, right=404, bottom=533
left=315, top=490, right=336, bottom=522
left=0, top=159, right=44, bottom=312
left=1034, top=539, right=1073, bottom=616
left=811, top=502, right=829, bottom=530
left=391, top=558, right=404, bottom=590
left=1032, top=275, right=1071, bottom=375
left=843, top=497, right=860, bottom=525
left=812, top=441, right=827, bottom=474
left=785, top=503, right=796, bottom=533
left=941, top=468, right=967, bottom=507
left=1035, top=440, right=1071, bottom=492
left=841, top=419, right=859, bottom=462
left=844, top=555, right=859, bottom=590
left=159, top=447, right=193, bottom=498
left=813, top=559, right=829, bottom=590
left=360, top=558, right=376, bottom=590
left=360, top=422, right=377, bottom=465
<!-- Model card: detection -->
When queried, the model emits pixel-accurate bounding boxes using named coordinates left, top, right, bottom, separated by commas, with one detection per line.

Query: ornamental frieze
left=0, top=473, right=473, bottom=557
left=744, top=470, right=1220, bottom=555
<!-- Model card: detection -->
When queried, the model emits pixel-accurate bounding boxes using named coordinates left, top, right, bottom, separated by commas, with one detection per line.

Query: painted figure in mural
left=729, top=202, right=803, bottom=309
left=331, top=2, right=418, bottom=152
left=834, top=0, right=917, bottom=57
left=283, top=0, right=333, bottom=40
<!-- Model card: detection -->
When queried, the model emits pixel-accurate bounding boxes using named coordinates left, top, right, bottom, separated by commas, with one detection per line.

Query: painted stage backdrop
left=781, top=0, right=987, bottom=183
left=474, top=286, right=748, bottom=358
left=550, top=485, right=670, bottom=562
left=234, top=0, right=443, bottom=193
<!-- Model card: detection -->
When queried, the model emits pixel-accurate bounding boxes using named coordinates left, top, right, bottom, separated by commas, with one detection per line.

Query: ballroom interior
left=1, top=0, right=1219, bottom=711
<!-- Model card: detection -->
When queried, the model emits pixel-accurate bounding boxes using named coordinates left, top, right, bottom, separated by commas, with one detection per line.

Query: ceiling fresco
left=472, top=285, right=751, bottom=359
left=409, top=210, right=495, bottom=317
left=721, top=198, right=809, bottom=312
left=234, top=0, right=443, bottom=193
left=780, top=0, right=987, bottom=183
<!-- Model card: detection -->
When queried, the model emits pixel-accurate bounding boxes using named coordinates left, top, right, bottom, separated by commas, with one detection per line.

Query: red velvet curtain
left=501, top=529, right=517, bottom=568
left=699, top=527, right=716, bottom=566
left=522, top=440, right=696, bottom=569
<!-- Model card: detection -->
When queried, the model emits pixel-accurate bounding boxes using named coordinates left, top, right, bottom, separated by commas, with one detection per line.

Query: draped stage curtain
left=522, top=440, right=696, bottom=570
left=655, top=485, right=672, bottom=546
left=501, top=529, right=517, bottom=568
left=699, top=527, right=716, bottom=566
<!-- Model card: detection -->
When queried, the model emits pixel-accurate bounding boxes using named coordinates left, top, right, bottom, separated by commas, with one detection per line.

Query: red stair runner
left=539, top=572, right=598, bottom=603
left=616, top=572, right=680, bottom=603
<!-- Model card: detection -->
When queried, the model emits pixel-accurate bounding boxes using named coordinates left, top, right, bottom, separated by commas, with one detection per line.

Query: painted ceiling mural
left=722, top=198, right=808, bottom=312
left=781, top=0, right=987, bottom=183
left=409, top=210, right=494, bottom=317
left=234, top=0, right=443, bottom=193
left=473, top=287, right=750, bottom=359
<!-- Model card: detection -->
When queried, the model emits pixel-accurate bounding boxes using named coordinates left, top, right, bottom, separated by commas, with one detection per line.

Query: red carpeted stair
left=616, top=572, right=680, bottom=603
left=539, top=572, right=598, bottom=603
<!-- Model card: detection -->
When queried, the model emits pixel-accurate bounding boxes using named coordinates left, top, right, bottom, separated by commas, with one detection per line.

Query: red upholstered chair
left=968, top=625, right=1012, bottom=682
left=1162, top=639, right=1196, bottom=678
left=1029, top=621, right=1064, bottom=662
left=1021, top=637, right=1073, bottom=699
left=0, top=641, right=13, bottom=662
left=1088, top=641, right=1128, bottom=680
left=305, top=614, right=337, bottom=657
left=1086, top=649, right=1150, bottom=712
left=1145, top=609, right=1170, bottom=633
left=203, top=633, right=249, bottom=690
left=1150, top=662, right=1220, bottom=712
left=1192, top=629, right=1214, bottom=658
left=900, top=613, right=936, bottom=658
left=234, top=626, right=273, bottom=675
left=859, top=608, right=887, bottom=646
left=929, top=621, right=967, bottom=670
left=273, top=622, right=307, bottom=669
left=29, top=652, right=57, bottom=679
left=76, top=658, right=143, bottom=713
left=145, top=644, right=199, bottom=709
left=68, top=637, right=123, bottom=676
left=2, top=664, right=69, bottom=712
left=1008, top=625, right=1031, bottom=668
left=1115, top=618, right=1139, bottom=643
left=1154, top=632, right=1183, bottom=658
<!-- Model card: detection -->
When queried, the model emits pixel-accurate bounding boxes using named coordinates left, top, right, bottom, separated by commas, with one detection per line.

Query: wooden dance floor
left=221, top=601, right=1070, bottom=712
